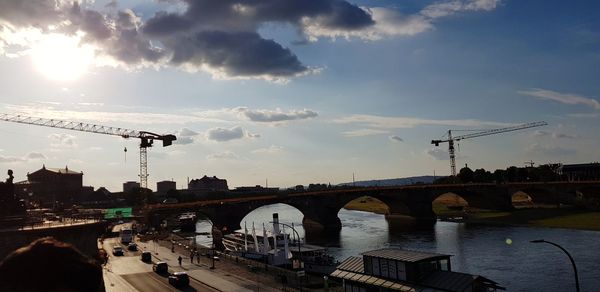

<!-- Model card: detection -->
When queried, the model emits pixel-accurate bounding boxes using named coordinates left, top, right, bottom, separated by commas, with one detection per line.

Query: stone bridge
left=145, top=181, right=600, bottom=234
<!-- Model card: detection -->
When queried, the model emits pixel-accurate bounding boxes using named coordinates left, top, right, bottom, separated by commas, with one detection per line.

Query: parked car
left=127, top=242, right=138, bottom=251
left=168, top=272, right=190, bottom=287
left=112, top=246, right=124, bottom=256
left=141, top=251, right=152, bottom=262
left=152, top=262, right=168, bottom=274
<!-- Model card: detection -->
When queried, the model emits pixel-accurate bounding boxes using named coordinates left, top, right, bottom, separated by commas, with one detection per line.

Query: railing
left=14, top=216, right=103, bottom=231
left=166, top=232, right=325, bottom=290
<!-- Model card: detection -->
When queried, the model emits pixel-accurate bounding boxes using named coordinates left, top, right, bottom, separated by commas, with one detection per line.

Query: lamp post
left=530, top=239, right=580, bottom=292
left=270, top=221, right=303, bottom=292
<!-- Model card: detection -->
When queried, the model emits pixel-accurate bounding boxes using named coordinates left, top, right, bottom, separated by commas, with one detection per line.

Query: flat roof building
left=331, top=248, right=504, bottom=292
left=157, top=180, right=176, bottom=195
left=123, top=181, right=140, bottom=193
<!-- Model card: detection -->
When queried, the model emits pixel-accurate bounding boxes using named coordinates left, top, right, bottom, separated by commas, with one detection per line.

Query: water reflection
left=190, top=203, right=600, bottom=291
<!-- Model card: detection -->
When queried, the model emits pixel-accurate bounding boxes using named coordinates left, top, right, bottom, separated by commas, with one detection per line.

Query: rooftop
left=361, top=248, right=450, bottom=263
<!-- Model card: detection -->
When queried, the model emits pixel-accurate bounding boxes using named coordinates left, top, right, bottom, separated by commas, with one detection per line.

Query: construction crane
left=431, top=121, right=548, bottom=176
left=0, top=113, right=176, bottom=189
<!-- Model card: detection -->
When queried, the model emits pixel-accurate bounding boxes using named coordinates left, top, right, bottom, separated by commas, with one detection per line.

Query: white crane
left=0, top=113, right=176, bottom=189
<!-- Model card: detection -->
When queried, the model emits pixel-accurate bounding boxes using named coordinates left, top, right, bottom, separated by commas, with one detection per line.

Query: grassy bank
left=344, top=196, right=600, bottom=231
left=344, top=196, right=389, bottom=214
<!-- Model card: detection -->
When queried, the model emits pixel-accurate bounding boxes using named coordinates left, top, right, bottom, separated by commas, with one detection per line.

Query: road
left=102, top=237, right=219, bottom=292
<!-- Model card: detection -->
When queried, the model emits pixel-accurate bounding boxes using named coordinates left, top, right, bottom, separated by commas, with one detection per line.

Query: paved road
left=122, top=272, right=218, bottom=292
left=103, top=237, right=219, bottom=292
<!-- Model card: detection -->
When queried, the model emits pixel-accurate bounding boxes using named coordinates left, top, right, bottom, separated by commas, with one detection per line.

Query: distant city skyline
left=0, top=0, right=599, bottom=191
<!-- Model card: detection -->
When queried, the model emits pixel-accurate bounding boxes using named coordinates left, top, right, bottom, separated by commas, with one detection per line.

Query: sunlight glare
left=31, top=34, right=94, bottom=81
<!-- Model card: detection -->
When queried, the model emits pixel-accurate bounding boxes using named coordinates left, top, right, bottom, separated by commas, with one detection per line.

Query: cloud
left=342, top=129, right=388, bottom=137
left=303, top=1, right=500, bottom=41
left=532, top=130, right=577, bottom=139
left=236, top=107, right=318, bottom=123
left=174, top=128, right=199, bottom=145
left=527, top=143, right=576, bottom=156
left=0, top=151, right=46, bottom=163
left=0, top=0, right=500, bottom=80
left=334, top=114, right=511, bottom=129
left=421, top=0, right=501, bottom=19
left=206, top=151, right=239, bottom=160
left=252, top=145, right=284, bottom=154
left=0, top=155, right=24, bottom=163
left=552, top=133, right=577, bottom=139
left=206, top=126, right=244, bottom=142
left=389, top=135, right=404, bottom=142
left=246, top=132, right=261, bottom=138
left=25, top=152, right=46, bottom=160
left=426, top=148, right=450, bottom=160
left=48, top=133, right=77, bottom=148
left=519, top=88, right=600, bottom=110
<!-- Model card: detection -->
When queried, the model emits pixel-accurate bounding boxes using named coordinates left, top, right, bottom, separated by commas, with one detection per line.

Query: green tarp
left=104, top=207, right=133, bottom=219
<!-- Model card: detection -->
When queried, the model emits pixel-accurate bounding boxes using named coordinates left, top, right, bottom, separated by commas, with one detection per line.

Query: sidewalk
left=137, top=240, right=258, bottom=292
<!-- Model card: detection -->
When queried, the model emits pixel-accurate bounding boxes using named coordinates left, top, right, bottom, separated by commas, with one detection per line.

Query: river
left=192, top=203, right=600, bottom=291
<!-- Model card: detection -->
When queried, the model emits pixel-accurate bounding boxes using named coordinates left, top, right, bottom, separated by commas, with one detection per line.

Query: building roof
left=336, top=256, right=364, bottom=273
left=45, top=167, right=81, bottom=174
left=331, top=267, right=421, bottom=292
left=29, top=166, right=82, bottom=176
left=561, top=163, right=600, bottom=170
left=361, top=248, right=450, bottom=263
left=422, top=271, right=505, bottom=291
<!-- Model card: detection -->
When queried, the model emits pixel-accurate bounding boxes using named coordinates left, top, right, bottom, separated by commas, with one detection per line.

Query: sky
left=0, top=0, right=599, bottom=191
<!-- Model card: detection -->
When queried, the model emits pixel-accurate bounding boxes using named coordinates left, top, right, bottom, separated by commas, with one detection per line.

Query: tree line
left=434, top=164, right=564, bottom=184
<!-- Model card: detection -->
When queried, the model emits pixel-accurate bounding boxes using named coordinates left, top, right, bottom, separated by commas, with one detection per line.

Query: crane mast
left=0, top=113, right=176, bottom=189
left=431, top=121, right=548, bottom=176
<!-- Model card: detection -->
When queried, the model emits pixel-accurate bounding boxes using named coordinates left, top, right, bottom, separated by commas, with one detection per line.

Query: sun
left=31, top=34, right=94, bottom=81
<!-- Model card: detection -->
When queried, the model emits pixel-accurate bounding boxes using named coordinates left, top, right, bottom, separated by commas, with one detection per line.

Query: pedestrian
left=190, top=251, right=194, bottom=263
left=178, top=255, right=182, bottom=266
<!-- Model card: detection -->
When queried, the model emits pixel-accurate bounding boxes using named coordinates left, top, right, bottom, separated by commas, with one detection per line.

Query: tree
left=493, top=169, right=506, bottom=183
left=458, top=166, right=474, bottom=183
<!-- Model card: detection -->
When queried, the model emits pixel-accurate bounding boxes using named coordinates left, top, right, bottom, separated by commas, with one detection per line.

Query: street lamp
left=530, top=239, right=580, bottom=292
left=270, top=221, right=303, bottom=292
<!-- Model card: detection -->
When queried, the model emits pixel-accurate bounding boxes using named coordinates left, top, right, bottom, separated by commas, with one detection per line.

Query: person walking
left=177, top=255, right=182, bottom=266
left=190, top=251, right=194, bottom=263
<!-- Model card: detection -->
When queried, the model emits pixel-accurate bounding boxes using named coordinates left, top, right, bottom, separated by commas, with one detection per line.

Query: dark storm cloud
left=168, top=30, right=306, bottom=77
left=0, top=0, right=377, bottom=79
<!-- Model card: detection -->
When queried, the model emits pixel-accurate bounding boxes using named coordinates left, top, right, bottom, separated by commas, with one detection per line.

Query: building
left=330, top=248, right=504, bottom=292
left=157, top=180, right=176, bottom=195
left=25, top=165, right=83, bottom=205
left=188, top=175, right=228, bottom=191
left=559, top=163, right=600, bottom=181
left=123, top=181, right=140, bottom=193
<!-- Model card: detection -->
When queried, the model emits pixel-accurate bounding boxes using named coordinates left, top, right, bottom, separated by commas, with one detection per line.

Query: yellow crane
left=0, top=113, right=176, bottom=189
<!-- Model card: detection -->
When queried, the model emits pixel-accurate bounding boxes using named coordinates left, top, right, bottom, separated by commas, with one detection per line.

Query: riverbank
left=344, top=196, right=600, bottom=231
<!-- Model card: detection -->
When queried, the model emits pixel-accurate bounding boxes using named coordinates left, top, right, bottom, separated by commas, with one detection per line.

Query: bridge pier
left=302, top=214, right=342, bottom=232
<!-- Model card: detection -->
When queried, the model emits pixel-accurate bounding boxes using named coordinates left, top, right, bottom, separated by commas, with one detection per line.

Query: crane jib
left=431, top=121, right=548, bottom=176
left=0, top=112, right=177, bottom=189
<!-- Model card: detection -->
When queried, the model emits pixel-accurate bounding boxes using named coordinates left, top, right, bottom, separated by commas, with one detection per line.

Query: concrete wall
left=0, top=221, right=107, bottom=261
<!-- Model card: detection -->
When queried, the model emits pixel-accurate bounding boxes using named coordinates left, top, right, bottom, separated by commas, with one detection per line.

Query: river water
left=193, top=203, right=600, bottom=291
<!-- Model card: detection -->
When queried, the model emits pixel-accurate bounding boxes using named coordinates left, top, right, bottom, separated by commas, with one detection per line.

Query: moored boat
left=221, top=213, right=339, bottom=275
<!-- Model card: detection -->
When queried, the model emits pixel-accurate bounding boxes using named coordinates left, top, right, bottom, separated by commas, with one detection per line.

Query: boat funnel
left=272, top=213, right=280, bottom=235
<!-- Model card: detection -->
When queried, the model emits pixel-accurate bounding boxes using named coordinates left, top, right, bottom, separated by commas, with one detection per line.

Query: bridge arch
left=432, top=192, right=469, bottom=217
left=511, top=191, right=534, bottom=209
